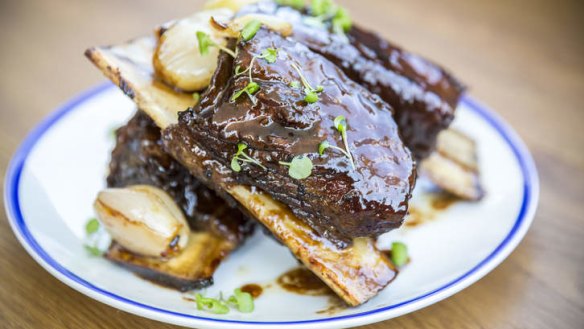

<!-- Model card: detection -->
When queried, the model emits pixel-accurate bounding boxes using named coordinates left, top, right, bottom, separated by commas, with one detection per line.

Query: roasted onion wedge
left=94, top=185, right=190, bottom=257
left=153, top=9, right=233, bottom=92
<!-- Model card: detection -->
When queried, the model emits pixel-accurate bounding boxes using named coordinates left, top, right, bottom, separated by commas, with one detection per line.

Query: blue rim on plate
left=3, top=83, right=539, bottom=327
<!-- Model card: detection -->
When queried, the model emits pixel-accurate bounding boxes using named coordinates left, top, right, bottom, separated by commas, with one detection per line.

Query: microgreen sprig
left=231, top=143, right=266, bottom=172
left=302, top=0, right=352, bottom=36
left=196, top=31, right=236, bottom=58
left=290, top=63, right=324, bottom=104
left=84, top=218, right=103, bottom=256
left=390, top=241, right=409, bottom=267
left=232, top=48, right=279, bottom=103
left=188, top=288, right=255, bottom=315
left=194, top=293, right=230, bottom=314
left=319, top=116, right=355, bottom=169
left=279, top=155, right=313, bottom=179
left=276, top=0, right=305, bottom=10
left=241, top=19, right=262, bottom=41
left=227, top=288, right=254, bottom=313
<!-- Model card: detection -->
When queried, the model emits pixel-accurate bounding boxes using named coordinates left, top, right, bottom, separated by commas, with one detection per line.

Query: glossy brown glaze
left=107, top=111, right=253, bottom=244
left=240, top=283, right=263, bottom=298
left=170, top=29, right=416, bottom=247
left=238, top=2, right=465, bottom=159
left=277, top=267, right=332, bottom=296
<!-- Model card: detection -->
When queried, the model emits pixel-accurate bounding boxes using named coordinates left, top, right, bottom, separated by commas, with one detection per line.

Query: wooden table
left=1, top=0, right=582, bottom=328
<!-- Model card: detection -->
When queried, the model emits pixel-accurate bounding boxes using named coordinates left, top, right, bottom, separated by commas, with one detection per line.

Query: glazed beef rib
left=164, top=28, right=416, bottom=247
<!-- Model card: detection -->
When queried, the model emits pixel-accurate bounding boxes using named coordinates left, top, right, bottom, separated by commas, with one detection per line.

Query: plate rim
left=3, top=83, right=539, bottom=329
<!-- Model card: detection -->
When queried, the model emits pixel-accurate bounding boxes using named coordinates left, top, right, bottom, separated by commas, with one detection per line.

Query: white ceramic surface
left=4, top=84, right=539, bottom=329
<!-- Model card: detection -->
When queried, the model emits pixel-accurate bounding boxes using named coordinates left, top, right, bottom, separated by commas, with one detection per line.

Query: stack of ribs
left=86, top=0, right=479, bottom=306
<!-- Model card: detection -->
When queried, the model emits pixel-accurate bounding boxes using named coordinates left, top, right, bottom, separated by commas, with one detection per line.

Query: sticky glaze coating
left=238, top=2, right=465, bottom=159
left=165, top=29, right=415, bottom=247
left=107, top=111, right=253, bottom=244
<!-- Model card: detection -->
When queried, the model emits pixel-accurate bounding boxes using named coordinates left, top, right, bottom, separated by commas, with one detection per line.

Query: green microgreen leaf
left=247, top=81, right=260, bottom=94
left=291, top=63, right=324, bottom=104
left=195, top=293, right=230, bottom=314
left=84, top=218, right=105, bottom=256
left=231, top=81, right=260, bottom=102
left=290, top=81, right=301, bottom=88
left=84, top=245, right=102, bottom=256
left=311, top=0, right=335, bottom=16
left=241, top=20, right=262, bottom=41
left=231, top=157, right=242, bottom=172
left=259, top=47, right=278, bottom=64
left=318, top=141, right=330, bottom=155
left=196, top=31, right=236, bottom=58
left=276, top=0, right=305, bottom=10
left=196, top=31, right=212, bottom=56
left=231, top=142, right=265, bottom=172
left=390, top=241, right=409, bottom=267
left=227, top=288, right=254, bottom=313
left=333, top=115, right=346, bottom=133
left=237, top=143, right=248, bottom=153
left=331, top=115, right=355, bottom=169
left=304, top=90, right=319, bottom=104
left=279, top=155, right=313, bottom=179
left=192, top=92, right=200, bottom=103
left=85, top=218, right=100, bottom=235
left=332, top=7, right=352, bottom=33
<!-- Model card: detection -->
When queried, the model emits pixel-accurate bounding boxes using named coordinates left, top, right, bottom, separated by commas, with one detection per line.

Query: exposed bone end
left=85, top=37, right=197, bottom=129
left=421, top=129, right=484, bottom=201
left=229, top=185, right=397, bottom=306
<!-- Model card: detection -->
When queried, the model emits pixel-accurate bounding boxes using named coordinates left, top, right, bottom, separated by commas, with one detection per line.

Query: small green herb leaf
left=391, top=241, right=409, bottom=267
left=227, top=288, right=254, bottom=313
left=311, top=0, right=335, bottom=16
left=276, top=0, right=305, bottom=10
left=231, top=142, right=265, bottom=172
left=333, top=115, right=346, bottom=133
left=231, top=81, right=260, bottom=102
left=84, top=245, right=102, bottom=256
left=280, top=156, right=313, bottom=179
left=195, top=293, right=230, bottom=314
left=332, top=7, right=352, bottom=33
left=260, top=47, right=278, bottom=64
left=290, top=81, right=301, bottom=88
left=196, top=31, right=213, bottom=55
left=304, top=90, right=319, bottom=103
left=246, top=81, right=260, bottom=94
left=318, top=141, right=330, bottom=155
left=241, top=20, right=262, bottom=41
left=192, top=92, right=200, bottom=103
left=85, top=218, right=100, bottom=235
left=231, top=157, right=242, bottom=172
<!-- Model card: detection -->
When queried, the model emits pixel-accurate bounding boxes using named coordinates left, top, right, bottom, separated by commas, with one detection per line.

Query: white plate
left=4, top=83, right=538, bottom=329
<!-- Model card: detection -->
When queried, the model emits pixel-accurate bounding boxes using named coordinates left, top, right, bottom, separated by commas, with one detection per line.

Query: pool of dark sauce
left=405, top=191, right=460, bottom=228
left=240, top=283, right=263, bottom=298
left=277, top=267, right=347, bottom=314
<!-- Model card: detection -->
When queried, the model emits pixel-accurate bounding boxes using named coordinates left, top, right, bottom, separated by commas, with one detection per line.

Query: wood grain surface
left=1, top=0, right=583, bottom=328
